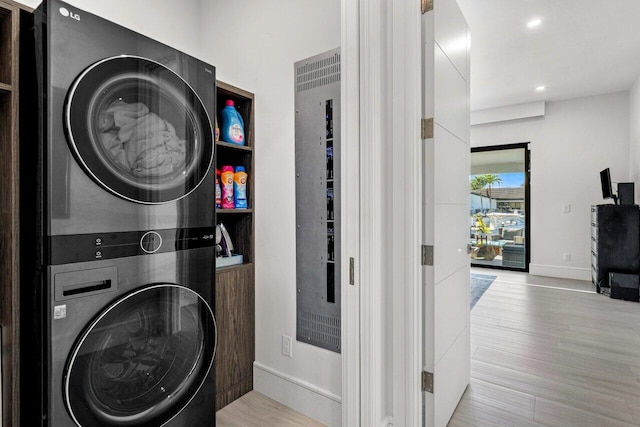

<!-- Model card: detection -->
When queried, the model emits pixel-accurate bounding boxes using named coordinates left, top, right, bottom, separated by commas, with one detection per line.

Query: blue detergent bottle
left=220, top=100, right=245, bottom=145
left=234, top=166, right=248, bottom=208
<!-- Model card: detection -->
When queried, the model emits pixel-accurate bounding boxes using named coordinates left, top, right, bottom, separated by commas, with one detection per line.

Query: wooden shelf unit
left=214, top=262, right=255, bottom=409
left=214, top=81, right=256, bottom=410
left=0, top=2, right=29, bottom=426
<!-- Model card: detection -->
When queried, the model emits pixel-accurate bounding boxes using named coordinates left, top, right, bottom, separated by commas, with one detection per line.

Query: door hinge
left=422, top=371, right=434, bottom=393
left=421, top=0, right=434, bottom=14
left=421, top=245, right=434, bottom=266
left=349, top=257, right=355, bottom=286
left=421, top=118, right=434, bottom=139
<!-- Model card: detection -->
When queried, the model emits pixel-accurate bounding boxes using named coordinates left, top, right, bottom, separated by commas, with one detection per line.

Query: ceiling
left=456, top=0, right=640, bottom=112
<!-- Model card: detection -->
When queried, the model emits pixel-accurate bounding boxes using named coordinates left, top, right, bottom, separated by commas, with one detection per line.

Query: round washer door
left=64, top=284, right=216, bottom=427
left=65, top=56, right=214, bottom=204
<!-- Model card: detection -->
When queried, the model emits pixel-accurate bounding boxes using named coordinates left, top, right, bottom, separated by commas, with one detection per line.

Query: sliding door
left=469, top=143, right=530, bottom=271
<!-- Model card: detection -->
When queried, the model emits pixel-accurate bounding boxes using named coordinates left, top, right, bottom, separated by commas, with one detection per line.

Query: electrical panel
left=294, top=48, right=341, bottom=353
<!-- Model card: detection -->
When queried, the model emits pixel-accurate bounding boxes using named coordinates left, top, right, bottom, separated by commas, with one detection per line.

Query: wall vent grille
left=297, top=310, right=341, bottom=350
left=295, top=53, right=341, bottom=92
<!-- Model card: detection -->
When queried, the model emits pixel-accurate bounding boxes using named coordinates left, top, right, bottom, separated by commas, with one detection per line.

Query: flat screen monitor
left=600, top=168, right=617, bottom=203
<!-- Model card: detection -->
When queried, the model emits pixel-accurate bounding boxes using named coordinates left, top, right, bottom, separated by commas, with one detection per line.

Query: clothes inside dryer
left=65, top=56, right=214, bottom=204
left=97, top=99, right=188, bottom=179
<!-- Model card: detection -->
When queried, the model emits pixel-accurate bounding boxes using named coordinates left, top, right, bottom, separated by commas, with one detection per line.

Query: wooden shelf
left=0, top=2, right=21, bottom=426
left=217, top=208, right=253, bottom=214
left=214, top=81, right=255, bottom=411
left=216, top=81, right=254, bottom=150
left=215, top=262, right=254, bottom=273
left=215, top=262, right=255, bottom=409
left=216, top=140, right=253, bottom=152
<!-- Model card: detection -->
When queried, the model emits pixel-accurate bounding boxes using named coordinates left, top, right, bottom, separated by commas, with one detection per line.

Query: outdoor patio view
left=470, top=147, right=527, bottom=270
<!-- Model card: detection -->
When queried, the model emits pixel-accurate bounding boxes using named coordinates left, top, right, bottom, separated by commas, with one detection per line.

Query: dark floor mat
left=471, top=273, right=497, bottom=309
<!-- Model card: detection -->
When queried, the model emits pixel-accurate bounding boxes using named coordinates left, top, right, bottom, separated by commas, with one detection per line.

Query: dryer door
left=65, top=56, right=214, bottom=204
left=64, top=284, right=216, bottom=427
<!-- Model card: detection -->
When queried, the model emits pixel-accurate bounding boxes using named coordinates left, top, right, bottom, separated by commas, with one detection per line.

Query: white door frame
left=390, top=1, right=423, bottom=426
left=341, top=0, right=361, bottom=425
left=359, top=0, right=387, bottom=425
left=342, top=0, right=423, bottom=425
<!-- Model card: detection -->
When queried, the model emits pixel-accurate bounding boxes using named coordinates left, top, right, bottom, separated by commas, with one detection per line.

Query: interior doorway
left=469, top=143, right=530, bottom=271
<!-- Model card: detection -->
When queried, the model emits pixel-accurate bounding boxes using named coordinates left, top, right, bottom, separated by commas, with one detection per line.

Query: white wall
left=471, top=92, right=630, bottom=280
left=197, top=2, right=342, bottom=425
left=470, top=194, right=496, bottom=213
left=629, top=76, right=640, bottom=199
left=16, top=0, right=201, bottom=58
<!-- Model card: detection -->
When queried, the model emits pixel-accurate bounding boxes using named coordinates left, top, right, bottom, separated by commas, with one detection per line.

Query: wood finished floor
left=216, top=391, right=326, bottom=427
left=450, top=268, right=640, bottom=426
left=216, top=269, right=640, bottom=426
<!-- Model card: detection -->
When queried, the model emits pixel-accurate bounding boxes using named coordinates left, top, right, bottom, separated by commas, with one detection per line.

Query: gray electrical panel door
left=295, top=48, right=341, bottom=353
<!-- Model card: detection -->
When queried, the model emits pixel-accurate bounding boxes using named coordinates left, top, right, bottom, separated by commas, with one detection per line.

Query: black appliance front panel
left=48, top=226, right=217, bottom=265
left=47, top=248, right=216, bottom=426
left=42, top=0, right=216, bottom=237
left=65, top=284, right=216, bottom=426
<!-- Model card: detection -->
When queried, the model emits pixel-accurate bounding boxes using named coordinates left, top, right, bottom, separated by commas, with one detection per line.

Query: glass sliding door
left=470, top=143, right=530, bottom=271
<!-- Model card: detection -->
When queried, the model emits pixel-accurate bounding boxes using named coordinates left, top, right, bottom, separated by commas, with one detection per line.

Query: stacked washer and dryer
left=20, top=1, right=218, bottom=425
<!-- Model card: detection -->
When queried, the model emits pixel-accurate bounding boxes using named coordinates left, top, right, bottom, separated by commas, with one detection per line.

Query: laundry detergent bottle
left=220, top=166, right=235, bottom=209
left=234, top=166, right=248, bottom=209
left=220, top=100, right=245, bottom=145
left=215, top=168, right=222, bottom=208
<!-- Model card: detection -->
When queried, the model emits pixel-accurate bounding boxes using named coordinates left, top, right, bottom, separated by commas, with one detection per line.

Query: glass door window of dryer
left=65, top=56, right=214, bottom=204
left=64, top=285, right=216, bottom=427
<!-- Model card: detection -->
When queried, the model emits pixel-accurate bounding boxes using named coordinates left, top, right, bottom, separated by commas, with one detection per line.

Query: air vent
left=297, top=310, right=341, bottom=351
left=295, top=53, right=341, bottom=92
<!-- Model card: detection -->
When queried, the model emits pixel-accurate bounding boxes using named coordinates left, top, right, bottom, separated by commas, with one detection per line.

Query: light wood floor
left=216, top=269, right=640, bottom=426
left=450, top=268, right=640, bottom=426
left=216, top=391, right=325, bottom=427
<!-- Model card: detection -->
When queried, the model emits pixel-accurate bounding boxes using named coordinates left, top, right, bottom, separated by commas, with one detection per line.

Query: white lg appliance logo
left=59, top=7, right=80, bottom=21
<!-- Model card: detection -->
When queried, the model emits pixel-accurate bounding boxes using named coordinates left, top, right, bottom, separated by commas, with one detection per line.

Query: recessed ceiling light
left=536, top=85, right=546, bottom=92
left=527, top=18, right=542, bottom=28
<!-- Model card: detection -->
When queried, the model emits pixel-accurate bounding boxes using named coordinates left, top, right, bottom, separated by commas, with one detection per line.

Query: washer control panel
left=48, top=227, right=216, bottom=265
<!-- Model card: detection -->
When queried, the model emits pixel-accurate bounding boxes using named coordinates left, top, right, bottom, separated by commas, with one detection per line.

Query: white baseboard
left=529, top=264, right=591, bottom=281
left=253, top=362, right=342, bottom=427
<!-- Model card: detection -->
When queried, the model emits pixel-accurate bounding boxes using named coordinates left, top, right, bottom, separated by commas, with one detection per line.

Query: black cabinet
left=591, top=205, right=640, bottom=292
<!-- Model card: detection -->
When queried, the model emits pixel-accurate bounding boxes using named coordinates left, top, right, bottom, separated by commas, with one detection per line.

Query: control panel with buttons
left=48, top=226, right=216, bottom=265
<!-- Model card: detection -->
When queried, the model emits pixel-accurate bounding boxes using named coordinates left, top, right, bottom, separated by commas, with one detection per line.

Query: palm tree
left=470, top=174, right=502, bottom=212
left=470, top=175, right=487, bottom=191
left=484, top=174, right=502, bottom=202
left=470, top=175, right=488, bottom=212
